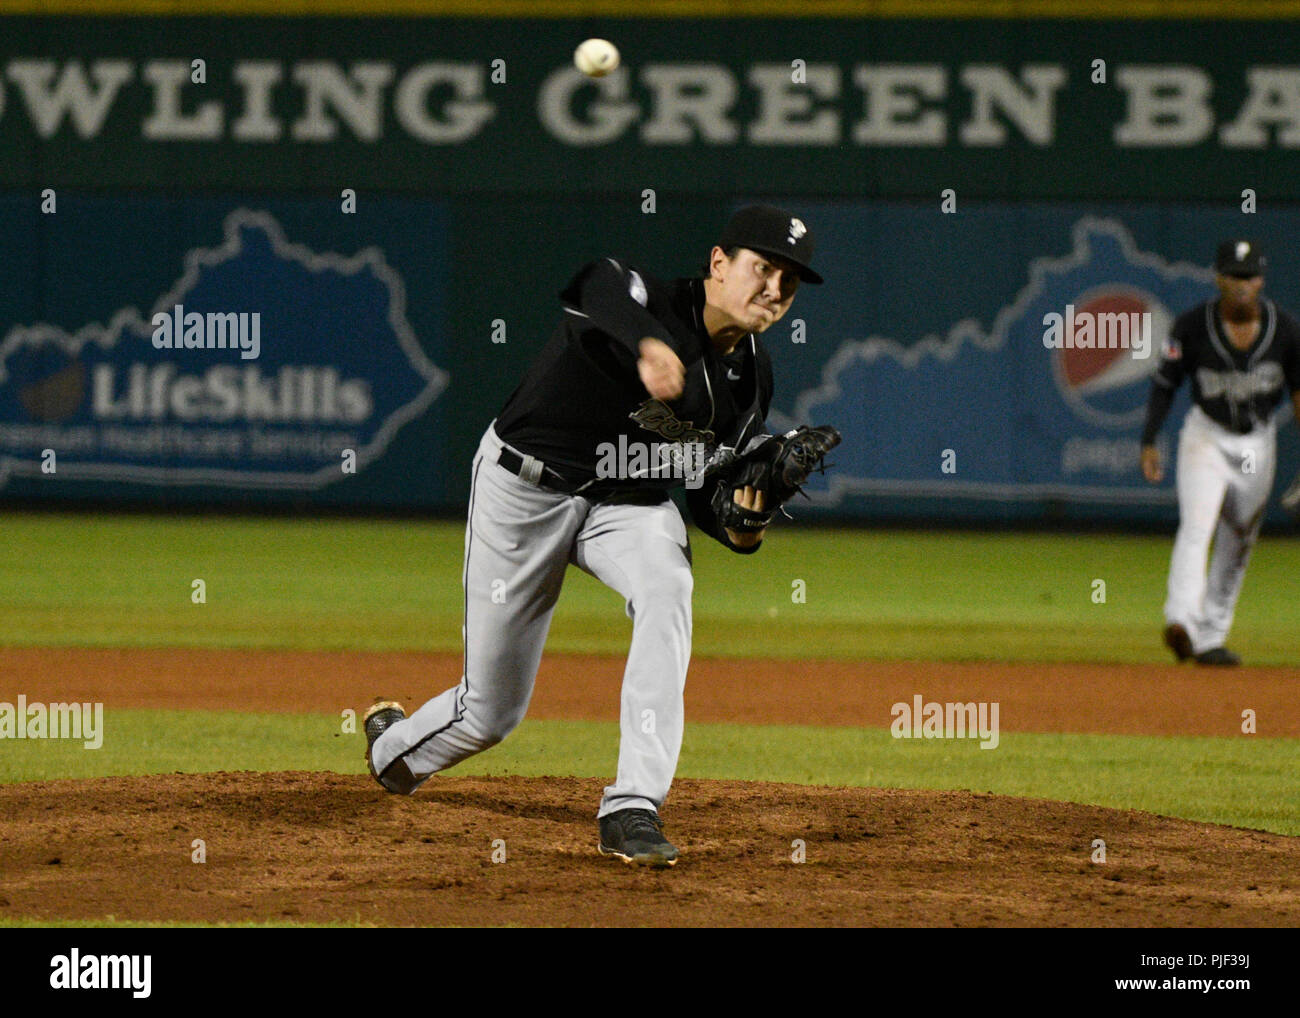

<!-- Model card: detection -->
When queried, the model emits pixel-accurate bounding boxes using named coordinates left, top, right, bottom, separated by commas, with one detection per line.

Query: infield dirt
left=5, top=647, right=1298, bottom=737
left=1, top=772, right=1296, bottom=927
left=1, top=647, right=1297, bottom=926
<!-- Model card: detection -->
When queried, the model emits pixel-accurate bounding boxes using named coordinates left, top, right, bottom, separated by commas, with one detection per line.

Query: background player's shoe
left=598, top=808, right=679, bottom=867
left=1194, top=647, right=1242, bottom=666
left=1163, top=623, right=1194, bottom=663
left=363, top=700, right=419, bottom=794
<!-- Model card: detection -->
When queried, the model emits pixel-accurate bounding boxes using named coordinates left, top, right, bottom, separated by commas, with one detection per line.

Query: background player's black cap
left=1215, top=239, right=1265, bottom=277
left=718, top=204, right=823, bottom=284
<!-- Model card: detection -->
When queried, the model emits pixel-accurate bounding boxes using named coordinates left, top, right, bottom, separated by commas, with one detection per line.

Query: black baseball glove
left=709, top=425, right=842, bottom=533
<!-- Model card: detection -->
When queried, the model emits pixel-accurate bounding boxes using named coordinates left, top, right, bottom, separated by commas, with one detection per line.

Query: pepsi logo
left=1048, top=286, right=1171, bottom=427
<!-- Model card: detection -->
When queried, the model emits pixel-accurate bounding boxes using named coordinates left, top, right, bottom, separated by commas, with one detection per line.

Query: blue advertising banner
left=3, top=196, right=1299, bottom=522
left=764, top=205, right=1300, bottom=523
left=0, top=198, right=452, bottom=506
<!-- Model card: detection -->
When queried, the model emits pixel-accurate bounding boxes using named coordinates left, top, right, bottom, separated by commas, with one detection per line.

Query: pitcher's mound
left=1, top=772, right=1294, bottom=927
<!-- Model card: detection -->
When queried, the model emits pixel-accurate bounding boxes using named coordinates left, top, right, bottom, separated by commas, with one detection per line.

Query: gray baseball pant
left=372, top=423, right=693, bottom=817
left=1165, top=405, right=1276, bottom=653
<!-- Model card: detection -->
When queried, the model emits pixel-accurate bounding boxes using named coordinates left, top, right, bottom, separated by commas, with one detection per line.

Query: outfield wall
left=2, top=11, right=1299, bottom=521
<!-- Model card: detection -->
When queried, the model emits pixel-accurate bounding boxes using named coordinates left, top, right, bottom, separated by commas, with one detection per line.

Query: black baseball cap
left=718, top=204, right=823, bottom=284
left=1215, top=239, right=1265, bottom=277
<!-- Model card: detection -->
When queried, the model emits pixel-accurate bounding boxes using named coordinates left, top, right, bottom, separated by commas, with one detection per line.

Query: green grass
left=3, top=511, right=1299, bottom=664
left=1, top=710, right=1295, bottom=836
left=2, top=512, right=1294, bottom=858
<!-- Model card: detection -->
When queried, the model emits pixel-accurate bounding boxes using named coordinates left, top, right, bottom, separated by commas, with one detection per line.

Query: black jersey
left=1152, top=297, right=1300, bottom=433
left=493, top=257, right=773, bottom=545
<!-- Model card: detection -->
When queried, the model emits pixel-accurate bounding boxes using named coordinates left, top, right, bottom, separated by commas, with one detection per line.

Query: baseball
left=574, top=38, right=619, bottom=77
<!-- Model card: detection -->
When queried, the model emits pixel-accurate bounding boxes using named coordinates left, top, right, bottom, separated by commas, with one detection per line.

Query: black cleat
left=1194, top=647, right=1242, bottom=667
left=363, top=700, right=418, bottom=794
left=1163, top=623, right=1194, bottom=663
left=598, top=808, right=679, bottom=868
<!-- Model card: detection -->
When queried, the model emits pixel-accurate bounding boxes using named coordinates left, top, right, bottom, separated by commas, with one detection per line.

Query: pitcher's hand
left=637, top=337, right=685, bottom=401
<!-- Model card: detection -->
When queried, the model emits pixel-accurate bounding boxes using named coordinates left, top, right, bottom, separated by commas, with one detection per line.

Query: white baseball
left=574, top=38, right=620, bottom=77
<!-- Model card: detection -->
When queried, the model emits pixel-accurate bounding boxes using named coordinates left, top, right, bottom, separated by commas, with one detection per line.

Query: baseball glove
left=710, top=425, right=842, bottom=532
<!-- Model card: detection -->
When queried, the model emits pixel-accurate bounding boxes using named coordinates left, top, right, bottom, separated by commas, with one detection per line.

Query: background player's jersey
left=1153, top=298, right=1300, bottom=433
left=495, top=257, right=773, bottom=487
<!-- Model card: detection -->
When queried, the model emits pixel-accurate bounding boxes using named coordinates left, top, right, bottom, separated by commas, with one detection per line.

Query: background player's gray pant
left=1165, top=405, right=1276, bottom=653
left=372, top=424, right=693, bottom=817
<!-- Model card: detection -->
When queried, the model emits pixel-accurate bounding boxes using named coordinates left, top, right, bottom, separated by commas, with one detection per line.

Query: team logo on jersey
left=1196, top=363, right=1284, bottom=401
left=628, top=399, right=715, bottom=445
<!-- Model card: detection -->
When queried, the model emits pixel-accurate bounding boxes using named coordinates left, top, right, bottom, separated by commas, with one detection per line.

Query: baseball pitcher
left=1140, top=239, right=1300, bottom=666
left=362, top=205, right=839, bottom=866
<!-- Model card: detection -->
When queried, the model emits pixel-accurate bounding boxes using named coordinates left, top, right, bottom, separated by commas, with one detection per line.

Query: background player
left=1140, top=240, right=1300, bottom=665
left=363, top=205, right=827, bottom=866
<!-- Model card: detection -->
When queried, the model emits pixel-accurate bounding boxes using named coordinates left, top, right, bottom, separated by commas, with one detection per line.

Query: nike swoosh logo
left=726, top=369, right=741, bottom=381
